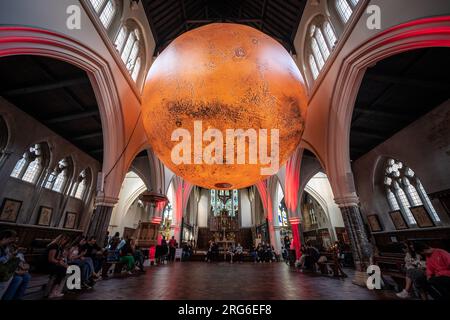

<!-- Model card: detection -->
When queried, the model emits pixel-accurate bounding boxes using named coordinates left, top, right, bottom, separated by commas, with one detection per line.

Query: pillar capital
left=334, top=194, right=360, bottom=208
left=94, top=195, right=119, bottom=207
left=288, top=217, right=301, bottom=225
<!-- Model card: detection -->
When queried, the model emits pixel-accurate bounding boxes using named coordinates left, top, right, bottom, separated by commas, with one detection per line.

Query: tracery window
left=10, top=144, right=45, bottom=184
left=44, top=158, right=72, bottom=193
left=384, top=158, right=441, bottom=225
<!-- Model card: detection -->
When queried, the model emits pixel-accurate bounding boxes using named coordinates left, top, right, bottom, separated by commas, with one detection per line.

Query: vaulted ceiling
left=142, top=0, right=307, bottom=55
left=0, top=56, right=103, bottom=162
left=350, top=47, right=450, bottom=161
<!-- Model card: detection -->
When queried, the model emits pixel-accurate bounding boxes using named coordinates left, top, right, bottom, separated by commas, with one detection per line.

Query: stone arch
left=0, top=26, right=126, bottom=201
left=327, top=16, right=450, bottom=206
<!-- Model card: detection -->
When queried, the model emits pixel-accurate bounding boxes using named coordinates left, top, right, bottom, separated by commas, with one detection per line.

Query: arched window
left=335, top=0, right=359, bottom=24
left=72, top=169, right=90, bottom=200
left=89, top=0, right=116, bottom=29
left=114, top=24, right=144, bottom=82
left=306, top=18, right=338, bottom=80
left=10, top=143, right=45, bottom=184
left=44, top=158, right=72, bottom=193
left=384, top=158, right=441, bottom=225
left=210, top=189, right=239, bottom=217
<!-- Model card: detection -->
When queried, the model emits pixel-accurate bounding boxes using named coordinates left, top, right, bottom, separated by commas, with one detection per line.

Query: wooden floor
left=62, top=262, right=396, bottom=300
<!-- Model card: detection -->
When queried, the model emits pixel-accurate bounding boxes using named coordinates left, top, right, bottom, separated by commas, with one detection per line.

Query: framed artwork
left=37, top=206, right=53, bottom=226
left=389, top=210, right=409, bottom=230
left=410, top=205, right=434, bottom=228
left=0, top=198, right=22, bottom=222
left=64, top=212, right=77, bottom=229
left=367, top=214, right=383, bottom=232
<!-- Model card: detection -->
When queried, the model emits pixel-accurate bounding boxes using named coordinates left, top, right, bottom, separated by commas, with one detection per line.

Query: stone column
left=87, top=196, right=118, bottom=244
left=335, top=196, right=371, bottom=286
left=288, top=217, right=302, bottom=261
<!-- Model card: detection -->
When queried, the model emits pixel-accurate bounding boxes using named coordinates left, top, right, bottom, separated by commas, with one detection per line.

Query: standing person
left=282, top=235, right=291, bottom=262
left=396, top=241, right=426, bottom=299
left=46, top=234, right=70, bottom=298
left=168, top=236, right=177, bottom=262
left=414, top=242, right=450, bottom=300
left=0, top=230, right=19, bottom=298
left=330, top=241, right=348, bottom=278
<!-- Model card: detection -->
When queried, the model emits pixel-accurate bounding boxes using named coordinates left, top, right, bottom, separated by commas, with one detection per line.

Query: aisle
left=66, top=262, right=395, bottom=300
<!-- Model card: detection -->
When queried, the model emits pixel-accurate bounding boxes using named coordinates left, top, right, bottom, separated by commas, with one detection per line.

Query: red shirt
left=426, top=248, right=450, bottom=278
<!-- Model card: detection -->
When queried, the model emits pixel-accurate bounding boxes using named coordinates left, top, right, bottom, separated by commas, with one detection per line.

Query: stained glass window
left=210, top=189, right=239, bottom=217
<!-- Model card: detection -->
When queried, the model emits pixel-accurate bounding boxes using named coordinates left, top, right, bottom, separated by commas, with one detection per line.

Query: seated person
left=67, top=236, right=94, bottom=289
left=415, top=242, right=450, bottom=300
left=0, top=230, right=22, bottom=299
left=130, top=238, right=145, bottom=272
left=234, top=243, right=243, bottom=263
left=119, top=239, right=136, bottom=274
left=2, top=244, right=31, bottom=300
left=82, top=236, right=104, bottom=279
left=249, top=245, right=258, bottom=263
left=396, top=241, right=426, bottom=299
left=263, top=244, right=274, bottom=263
left=46, top=234, right=70, bottom=298
left=226, top=244, right=235, bottom=263
left=257, top=243, right=265, bottom=263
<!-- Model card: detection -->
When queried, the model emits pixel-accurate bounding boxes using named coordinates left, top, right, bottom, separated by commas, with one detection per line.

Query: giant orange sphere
left=142, top=23, right=307, bottom=190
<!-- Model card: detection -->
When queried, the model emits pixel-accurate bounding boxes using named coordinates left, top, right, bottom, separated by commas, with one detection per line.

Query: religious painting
left=389, top=210, right=408, bottom=230
left=410, top=205, right=434, bottom=228
left=0, top=198, right=22, bottom=222
left=64, top=212, right=77, bottom=229
left=37, top=206, right=52, bottom=226
left=367, top=214, right=383, bottom=232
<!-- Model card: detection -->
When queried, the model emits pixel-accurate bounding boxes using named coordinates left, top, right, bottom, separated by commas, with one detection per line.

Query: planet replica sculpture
left=142, top=23, right=307, bottom=190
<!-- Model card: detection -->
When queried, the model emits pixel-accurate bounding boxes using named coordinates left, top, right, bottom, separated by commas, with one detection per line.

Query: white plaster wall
left=109, top=171, right=145, bottom=233
left=240, top=189, right=252, bottom=228
left=305, top=172, right=345, bottom=235
left=197, top=189, right=209, bottom=228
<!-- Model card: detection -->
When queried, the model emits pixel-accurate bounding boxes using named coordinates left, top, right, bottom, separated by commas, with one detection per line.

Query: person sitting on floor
left=396, top=241, right=427, bottom=299
left=119, top=238, right=136, bottom=274
left=414, top=242, right=450, bottom=300
left=46, top=234, right=70, bottom=299
left=235, top=243, right=243, bottom=263
left=250, top=245, right=258, bottom=263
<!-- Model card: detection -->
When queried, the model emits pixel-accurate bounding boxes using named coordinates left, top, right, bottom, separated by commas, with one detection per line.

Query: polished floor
left=65, top=262, right=396, bottom=300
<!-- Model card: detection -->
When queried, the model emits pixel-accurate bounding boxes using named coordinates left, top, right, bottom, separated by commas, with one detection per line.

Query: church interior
left=0, top=0, right=450, bottom=302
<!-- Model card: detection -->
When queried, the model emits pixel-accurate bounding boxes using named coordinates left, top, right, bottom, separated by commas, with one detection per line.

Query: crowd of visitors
left=2, top=227, right=450, bottom=300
